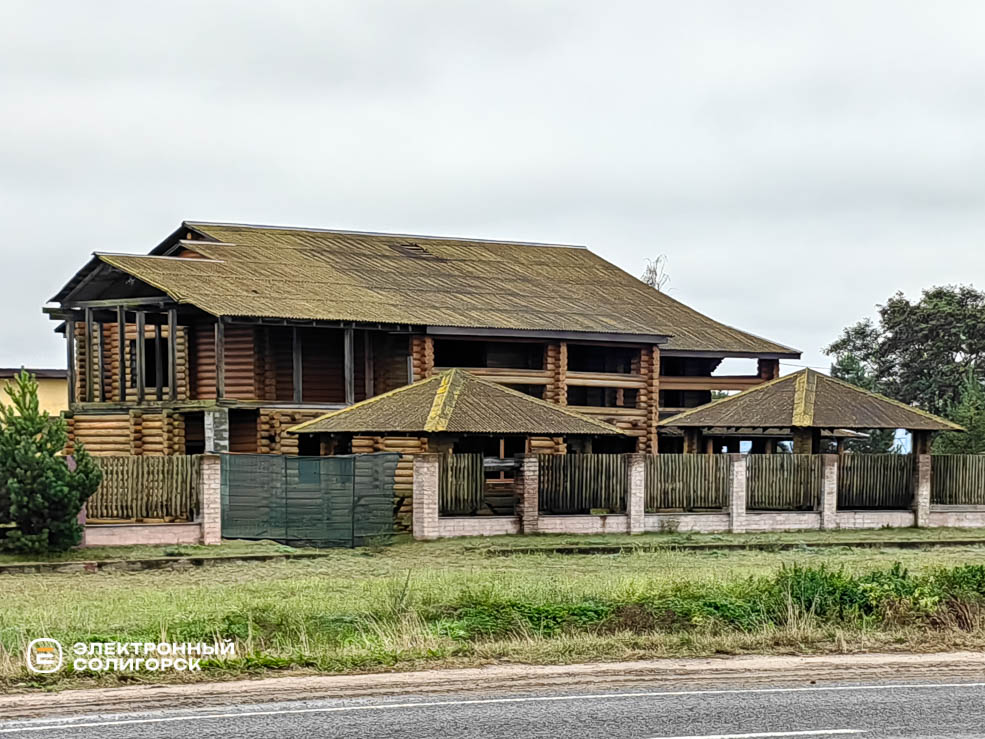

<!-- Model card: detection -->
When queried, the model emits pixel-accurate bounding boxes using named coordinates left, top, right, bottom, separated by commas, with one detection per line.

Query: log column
left=637, top=345, right=660, bottom=454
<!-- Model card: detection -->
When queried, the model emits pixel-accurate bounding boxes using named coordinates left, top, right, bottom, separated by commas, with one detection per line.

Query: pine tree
left=934, top=368, right=985, bottom=455
left=0, top=370, right=102, bottom=553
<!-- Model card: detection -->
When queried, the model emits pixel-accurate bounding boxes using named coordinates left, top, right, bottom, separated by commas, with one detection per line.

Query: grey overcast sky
left=2, top=1, right=984, bottom=372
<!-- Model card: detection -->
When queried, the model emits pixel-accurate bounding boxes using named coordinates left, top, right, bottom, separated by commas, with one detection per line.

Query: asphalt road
left=2, top=679, right=984, bottom=738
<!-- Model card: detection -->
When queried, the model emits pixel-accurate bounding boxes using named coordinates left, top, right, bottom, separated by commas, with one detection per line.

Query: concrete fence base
left=412, top=452, right=957, bottom=541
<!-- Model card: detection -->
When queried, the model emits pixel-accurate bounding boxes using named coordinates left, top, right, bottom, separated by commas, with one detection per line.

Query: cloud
left=2, top=0, right=984, bottom=370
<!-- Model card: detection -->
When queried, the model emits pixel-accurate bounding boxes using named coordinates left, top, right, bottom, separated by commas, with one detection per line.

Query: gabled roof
left=660, top=368, right=963, bottom=432
left=53, top=221, right=799, bottom=356
left=289, top=368, right=626, bottom=436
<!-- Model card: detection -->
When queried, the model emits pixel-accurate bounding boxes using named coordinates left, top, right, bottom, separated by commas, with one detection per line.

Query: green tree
left=0, top=370, right=102, bottom=553
left=934, top=368, right=985, bottom=454
left=826, top=286, right=985, bottom=417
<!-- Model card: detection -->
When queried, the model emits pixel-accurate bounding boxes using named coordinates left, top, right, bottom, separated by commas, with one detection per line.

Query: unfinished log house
left=46, top=221, right=800, bottom=460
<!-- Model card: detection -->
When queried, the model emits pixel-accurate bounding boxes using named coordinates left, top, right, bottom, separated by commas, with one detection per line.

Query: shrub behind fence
left=439, top=453, right=485, bottom=515
left=539, top=454, right=626, bottom=514
left=747, top=454, right=821, bottom=511
left=932, top=455, right=985, bottom=505
left=645, top=454, right=730, bottom=511
left=837, top=454, right=912, bottom=510
left=86, top=455, right=202, bottom=522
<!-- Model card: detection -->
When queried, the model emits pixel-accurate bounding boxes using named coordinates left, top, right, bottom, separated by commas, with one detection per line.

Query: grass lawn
left=0, top=539, right=300, bottom=565
left=6, top=530, right=985, bottom=690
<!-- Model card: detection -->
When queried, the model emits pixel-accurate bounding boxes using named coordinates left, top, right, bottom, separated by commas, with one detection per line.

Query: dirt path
left=2, top=651, right=984, bottom=720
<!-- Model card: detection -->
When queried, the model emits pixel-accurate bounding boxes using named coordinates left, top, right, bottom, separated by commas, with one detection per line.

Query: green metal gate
left=220, top=453, right=399, bottom=547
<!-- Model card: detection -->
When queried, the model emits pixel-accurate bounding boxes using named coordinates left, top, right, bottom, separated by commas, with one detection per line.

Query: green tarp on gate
left=220, top=453, right=399, bottom=548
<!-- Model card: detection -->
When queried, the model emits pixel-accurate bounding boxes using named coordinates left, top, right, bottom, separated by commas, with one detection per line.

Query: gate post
left=729, top=454, right=747, bottom=534
left=820, top=454, right=839, bottom=530
left=626, top=453, right=646, bottom=534
left=204, top=408, right=229, bottom=453
left=914, top=453, right=932, bottom=527
left=412, top=454, right=440, bottom=541
left=199, top=454, right=222, bottom=545
left=516, top=454, right=540, bottom=535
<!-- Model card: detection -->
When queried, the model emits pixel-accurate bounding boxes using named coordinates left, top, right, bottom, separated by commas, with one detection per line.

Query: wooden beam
left=154, top=322, right=163, bottom=401
left=659, top=375, right=767, bottom=392
left=292, top=327, right=302, bottom=403
left=117, top=306, right=126, bottom=402
left=67, top=296, right=174, bottom=309
left=214, top=319, right=225, bottom=399
left=96, top=321, right=106, bottom=402
left=364, top=330, right=374, bottom=399
left=65, top=318, right=77, bottom=406
left=135, top=311, right=146, bottom=404
left=167, top=308, right=178, bottom=401
left=344, top=328, right=355, bottom=405
left=84, top=307, right=94, bottom=402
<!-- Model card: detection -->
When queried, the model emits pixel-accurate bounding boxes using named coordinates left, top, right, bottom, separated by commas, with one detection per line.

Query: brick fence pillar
left=820, top=454, right=839, bottom=529
left=199, top=454, right=222, bottom=545
left=729, top=454, right=747, bottom=534
left=412, top=454, right=440, bottom=540
left=516, top=454, right=540, bottom=535
left=626, top=453, right=646, bottom=534
left=914, top=453, right=931, bottom=527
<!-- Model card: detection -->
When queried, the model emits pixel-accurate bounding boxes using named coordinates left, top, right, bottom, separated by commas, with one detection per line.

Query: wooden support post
left=117, top=306, right=126, bottom=402
left=364, top=330, right=374, bottom=399
left=65, top=318, right=77, bottom=406
left=135, top=311, right=146, bottom=404
left=792, top=428, right=815, bottom=454
left=683, top=428, right=700, bottom=454
left=292, top=326, right=302, bottom=403
left=95, top=321, right=106, bottom=402
left=214, top=319, right=225, bottom=399
left=344, top=328, right=355, bottom=405
left=84, top=307, right=94, bottom=402
left=154, top=322, right=163, bottom=401
left=705, top=436, right=715, bottom=455
left=167, top=308, right=178, bottom=401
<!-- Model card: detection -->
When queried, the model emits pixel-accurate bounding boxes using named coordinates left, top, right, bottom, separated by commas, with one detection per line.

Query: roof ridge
left=461, top=370, right=625, bottom=434
left=288, top=374, right=443, bottom=432
left=186, top=221, right=588, bottom=249
left=791, top=369, right=816, bottom=427
left=424, top=369, right=466, bottom=431
left=657, top=371, right=796, bottom=426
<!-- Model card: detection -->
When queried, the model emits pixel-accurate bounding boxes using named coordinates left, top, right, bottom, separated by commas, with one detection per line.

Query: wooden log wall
left=410, top=335, right=434, bottom=381
left=528, top=436, right=566, bottom=454
left=224, top=325, right=257, bottom=399
left=543, top=342, right=567, bottom=404
left=189, top=322, right=217, bottom=399
left=373, top=334, right=410, bottom=394
left=66, top=410, right=186, bottom=456
left=637, top=345, right=660, bottom=454
left=258, top=408, right=326, bottom=454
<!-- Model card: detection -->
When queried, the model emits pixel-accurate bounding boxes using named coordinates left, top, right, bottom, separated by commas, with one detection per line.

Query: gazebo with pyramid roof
left=289, top=368, right=629, bottom=455
left=660, top=368, right=962, bottom=454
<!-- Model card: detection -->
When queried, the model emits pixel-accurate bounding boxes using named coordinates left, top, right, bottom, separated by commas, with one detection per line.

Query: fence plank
left=439, top=454, right=485, bottom=515
left=837, top=454, right=912, bottom=510
left=86, top=455, right=202, bottom=522
left=538, top=454, right=626, bottom=514
left=645, top=454, right=730, bottom=511
left=932, top=455, right=985, bottom=505
left=747, top=454, right=821, bottom=511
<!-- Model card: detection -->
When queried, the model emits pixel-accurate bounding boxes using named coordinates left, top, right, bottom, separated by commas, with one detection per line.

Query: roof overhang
left=426, top=325, right=670, bottom=345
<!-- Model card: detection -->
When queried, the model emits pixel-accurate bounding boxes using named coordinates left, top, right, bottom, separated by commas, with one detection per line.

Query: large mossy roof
left=659, top=368, right=963, bottom=431
left=289, top=369, right=626, bottom=436
left=83, top=221, right=798, bottom=355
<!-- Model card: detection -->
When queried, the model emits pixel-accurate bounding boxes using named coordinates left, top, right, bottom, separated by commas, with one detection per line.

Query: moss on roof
left=89, top=221, right=799, bottom=355
left=289, top=369, right=626, bottom=436
left=659, top=368, right=963, bottom=432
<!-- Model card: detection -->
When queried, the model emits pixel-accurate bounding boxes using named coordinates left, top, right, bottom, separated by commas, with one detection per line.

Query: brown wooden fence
left=86, top=455, right=202, bottom=522
left=747, top=454, right=821, bottom=511
left=539, top=454, right=626, bottom=514
left=837, top=454, right=912, bottom=510
left=932, top=455, right=985, bottom=505
left=439, top=453, right=485, bottom=515
left=645, top=455, right=730, bottom=511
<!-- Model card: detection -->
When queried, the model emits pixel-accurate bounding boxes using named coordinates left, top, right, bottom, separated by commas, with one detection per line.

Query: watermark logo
left=26, top=638, right=63, bottom=674
left=24, top=639, right=235, bottom=674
